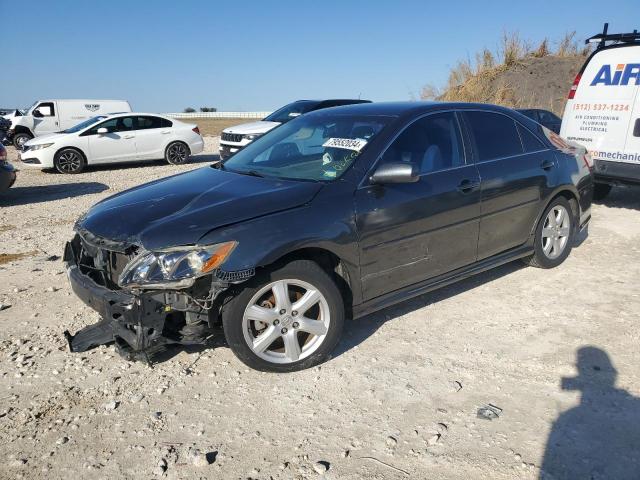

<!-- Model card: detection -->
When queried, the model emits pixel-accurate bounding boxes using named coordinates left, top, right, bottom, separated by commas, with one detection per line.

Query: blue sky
left=1, top=0, right=638, bottom=112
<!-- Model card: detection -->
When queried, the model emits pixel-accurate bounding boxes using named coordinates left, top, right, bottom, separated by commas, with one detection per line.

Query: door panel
left=356, top=166, right=481, bottom=300
left=134, top=116, right=171, bottom=159
left=625, top=83, right=640, bottom=157
left=476, top=152, right=553, bottom=259
left=86, top=117, right=137, bottom=163
left=32, top=102, right=58, bottom=135
left=355, top=111, right=480, bottom=301
left=462, top=110, right=555, bottom=260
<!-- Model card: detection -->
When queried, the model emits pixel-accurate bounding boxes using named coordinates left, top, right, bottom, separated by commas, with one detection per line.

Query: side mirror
left=370, top=162, right=419, bottom=184
left=32, top=109, right=43, bottom=118
left=96, top=127, right=109, bottom=135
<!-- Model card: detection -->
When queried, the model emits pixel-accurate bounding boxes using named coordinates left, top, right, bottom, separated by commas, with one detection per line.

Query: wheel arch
left=12, top=125, right=33, bottom=137
left=54, top=145, right=87, bottom=163
left=165, top=140, right=190, bottom=155
left=259, top=247, right=355, bottom=316
left=530, top=187, right=580, bottom=236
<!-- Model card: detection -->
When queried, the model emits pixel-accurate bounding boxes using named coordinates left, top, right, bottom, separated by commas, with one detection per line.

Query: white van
left=560, top=24, right=640, bottom=200
left=9, top=99, right=131, bottom=148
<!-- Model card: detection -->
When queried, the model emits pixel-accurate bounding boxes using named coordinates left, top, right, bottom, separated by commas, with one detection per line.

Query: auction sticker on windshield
left=323, top=138, right=368, bottom=152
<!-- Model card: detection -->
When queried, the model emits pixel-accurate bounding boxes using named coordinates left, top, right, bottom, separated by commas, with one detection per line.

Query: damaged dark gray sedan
left=65, top=102, right=593, bottom=372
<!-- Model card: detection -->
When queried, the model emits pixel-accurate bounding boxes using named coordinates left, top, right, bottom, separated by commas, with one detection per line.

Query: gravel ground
left=1, top=139, right=639, bottom=479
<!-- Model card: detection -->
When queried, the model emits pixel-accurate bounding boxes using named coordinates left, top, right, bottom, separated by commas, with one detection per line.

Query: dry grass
left=423, top=31, right=591, bottom=112
left=175, top=118, right=262, bottom=137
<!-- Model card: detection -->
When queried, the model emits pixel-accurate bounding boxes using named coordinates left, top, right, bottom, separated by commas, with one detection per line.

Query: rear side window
left=463, top=111, right=523, bottom=161
left=517, top=124, right=546, bottom=152
left=136, top=116, right=168, bottom=130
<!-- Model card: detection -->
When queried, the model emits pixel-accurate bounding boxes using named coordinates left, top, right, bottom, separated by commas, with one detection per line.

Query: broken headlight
left=118, top=241, right=237, bottom=289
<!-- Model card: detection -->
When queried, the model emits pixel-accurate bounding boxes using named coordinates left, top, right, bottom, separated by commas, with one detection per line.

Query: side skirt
left=352, top=245, right=533, bottom=319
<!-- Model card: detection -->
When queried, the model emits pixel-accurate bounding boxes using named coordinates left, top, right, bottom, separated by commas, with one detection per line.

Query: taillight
left=192, top=126, right=200, bottom=135
left=568, top=74, right=581, bottom=99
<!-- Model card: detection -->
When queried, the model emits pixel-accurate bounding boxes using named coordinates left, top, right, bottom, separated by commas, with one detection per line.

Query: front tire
left=523, top=196, right=574, bottom=269
left=13, top=133, right=32, bottom=149
left=54, top=148, right=86, bottom=174
left=165, top=141, right=190, bottom=165
left=222, top=260, right=345, bottom=372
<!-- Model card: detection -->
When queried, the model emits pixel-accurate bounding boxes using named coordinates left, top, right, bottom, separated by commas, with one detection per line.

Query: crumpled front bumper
left=63, top=242, right=178, bottom=357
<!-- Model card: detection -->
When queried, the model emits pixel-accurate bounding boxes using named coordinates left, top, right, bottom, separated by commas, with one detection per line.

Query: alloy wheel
left=242, top=279, right=330, bottom=364
left=167, top=143, right=188, bottom=163
left=541, top=205, right=571, bottom=259
left=57, top=151, right=82, bottom=173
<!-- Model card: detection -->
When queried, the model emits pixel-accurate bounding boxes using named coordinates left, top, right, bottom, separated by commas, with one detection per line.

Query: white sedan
left=20, top=113, right=204, bottom=173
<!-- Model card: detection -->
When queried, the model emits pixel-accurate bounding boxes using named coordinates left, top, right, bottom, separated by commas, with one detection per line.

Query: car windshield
left=223, top=114, right=389, bottom=182
left=64, top=116, right=107, bottom=134
left=263, top=101, right=319, bottom=123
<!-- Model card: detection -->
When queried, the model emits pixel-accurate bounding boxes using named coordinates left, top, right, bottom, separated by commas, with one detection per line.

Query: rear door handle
left=456, top=179, right=480, bottom=193
left=161, top=130, right=171, bottom=135
left=541, top=160, right=554, bottom=170
left=633, top=118, right=640, bottom=137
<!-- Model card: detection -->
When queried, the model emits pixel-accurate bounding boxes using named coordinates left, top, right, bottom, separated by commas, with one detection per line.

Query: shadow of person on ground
left=0, top=182, right=109, bottom=206
left=540, top=346, right=640, bottom=479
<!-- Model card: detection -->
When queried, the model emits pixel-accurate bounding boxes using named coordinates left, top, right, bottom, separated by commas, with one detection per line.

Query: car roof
left=101, top=112, right=173, bottom=120
left=303, top=101, right=519, bottom=118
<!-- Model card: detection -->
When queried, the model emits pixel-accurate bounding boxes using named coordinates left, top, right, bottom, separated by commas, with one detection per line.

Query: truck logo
left=590, top=63, right=640, bottom=86
left=84, top=104, right=100, bottom=112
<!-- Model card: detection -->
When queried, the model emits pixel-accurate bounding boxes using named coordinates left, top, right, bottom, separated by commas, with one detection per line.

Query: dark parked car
left=64, top=102, right=593, bottom=372
left=0, top=118, right=12, bottom=146
left=0, top=144, right=17, bottom=192
left=517, top=109, right=562, bottom=134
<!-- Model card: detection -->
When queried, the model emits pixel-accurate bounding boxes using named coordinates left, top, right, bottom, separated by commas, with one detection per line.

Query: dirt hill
left=423, top=34, right=590, bottom=116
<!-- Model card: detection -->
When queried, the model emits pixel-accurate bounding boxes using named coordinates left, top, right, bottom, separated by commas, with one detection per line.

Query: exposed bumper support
left=65, top=243, right=213, bottom=360
left=65, top=263, right=173, bottom=356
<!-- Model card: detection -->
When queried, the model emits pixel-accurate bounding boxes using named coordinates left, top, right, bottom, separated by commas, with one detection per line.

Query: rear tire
left=523, top=196, right=574, bottom=269
left=165, top=141, right=190, bottom=165
left=13, top=133, right=32, bottom=149
left=593, top=183, right=612, bottom=201
left=54, top=148, right=86, bottom=174
left=222, top=260, right=345, bottom=372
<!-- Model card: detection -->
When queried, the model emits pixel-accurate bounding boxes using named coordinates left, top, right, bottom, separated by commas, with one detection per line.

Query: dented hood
left=77, top=166, right=322, bottom=251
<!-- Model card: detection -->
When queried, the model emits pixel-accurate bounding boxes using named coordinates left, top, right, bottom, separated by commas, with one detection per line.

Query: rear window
left=463, top=111, right=523, bottom=161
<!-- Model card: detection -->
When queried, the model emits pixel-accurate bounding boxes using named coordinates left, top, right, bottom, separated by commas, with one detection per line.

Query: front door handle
left=456, top=179, right=480, bottom=193
left=161, top=130, right=171, bottom=135
left=633, top=118, right=640, bottom=137
left=541, top=160, right=554, bottom=170
left=123, top=135, right=134, bottom=139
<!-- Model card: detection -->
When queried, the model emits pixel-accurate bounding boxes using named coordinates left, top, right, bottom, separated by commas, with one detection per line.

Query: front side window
left=85, top=116, right=135, bottom=135
left=380, top=112, right=465, bottom=174
left=36, top=102, right=55, bottom=117
left=223, top=114, right=389, bottom=181
left=263, top=101, right=318, bottom=123
left=463, top=111, right=523, bottom=162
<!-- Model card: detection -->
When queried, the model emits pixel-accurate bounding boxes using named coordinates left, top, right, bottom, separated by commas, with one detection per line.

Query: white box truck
left=9, top=99, right=131, bottom=148
left=560, top=24, right=640, bottom=200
